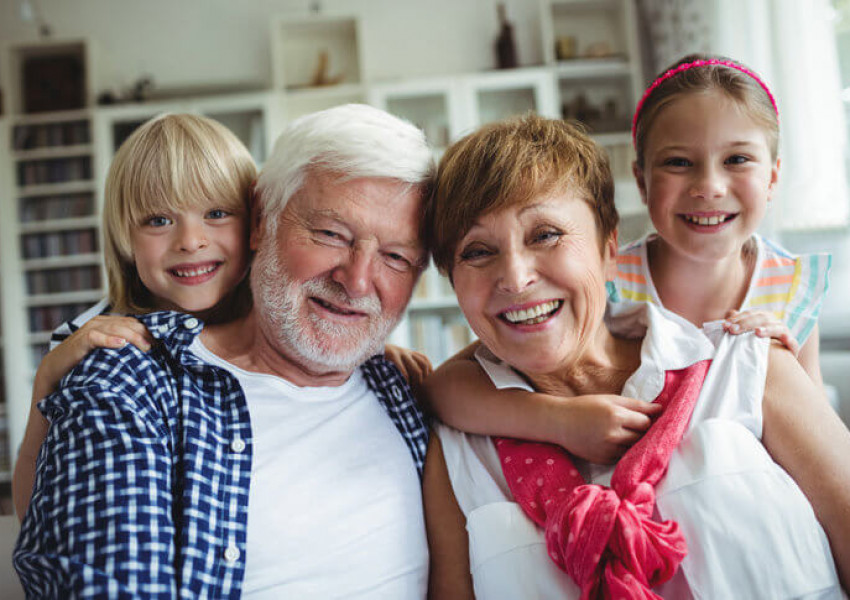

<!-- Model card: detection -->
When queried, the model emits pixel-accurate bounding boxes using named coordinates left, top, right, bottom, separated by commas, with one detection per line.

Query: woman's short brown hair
left=103, top=113, right=257, bottom=314
left=426, top=113, right=617, bottom=277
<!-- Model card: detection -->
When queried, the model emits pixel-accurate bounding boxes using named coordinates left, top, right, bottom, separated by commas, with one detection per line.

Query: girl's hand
left=724, top=309, right=799, bottom=356
left=384, top=344, right=433, bottom=390
left=558, top=394, right=662, bottom=464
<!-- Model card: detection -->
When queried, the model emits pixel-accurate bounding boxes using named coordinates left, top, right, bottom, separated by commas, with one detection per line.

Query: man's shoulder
left=60, top=311, right=205, bottom=394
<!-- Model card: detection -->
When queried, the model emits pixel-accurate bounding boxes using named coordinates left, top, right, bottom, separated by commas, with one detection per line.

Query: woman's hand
left=724, top=309, right=799, bottom=356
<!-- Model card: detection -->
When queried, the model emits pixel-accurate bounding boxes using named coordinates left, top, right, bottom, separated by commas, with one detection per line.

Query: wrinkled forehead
left=290, top=172, right=426, bottom=245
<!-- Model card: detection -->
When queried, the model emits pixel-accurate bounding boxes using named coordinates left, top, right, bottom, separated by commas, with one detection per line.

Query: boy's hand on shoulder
left=33, top=316, right=154, bottom=405
left=67, top=315, right=154, bottom=357
left=558, top=394, right=662, bottom=464
left=724, top=309, right=799, bottom=356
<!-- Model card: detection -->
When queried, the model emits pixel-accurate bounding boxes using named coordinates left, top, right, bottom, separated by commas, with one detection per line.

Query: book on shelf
left=28, top=301, right=96, bottom=335
left=26, top=265, right=101, bottom=295
left=19, top=192, right=94, bottom=222
left=16, top=155, right=92, bottom=187
left=12, top=120, right=90, bottom=151
left=21, top=228, right=99, bottom=259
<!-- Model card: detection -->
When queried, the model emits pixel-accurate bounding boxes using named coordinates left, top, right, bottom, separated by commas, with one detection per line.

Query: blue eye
left=145, top=215, right=172, bottom=227
left=533, top=230, right=562, bottom=244
left=459, top=246, right=492, bottom=262
left=726, top=155, right=749, bottom=165
left=206, top=208, right=230, bottom=219
left=664, top=157, right=691, bottom=167
left=384, top=252, right=414, bottom=272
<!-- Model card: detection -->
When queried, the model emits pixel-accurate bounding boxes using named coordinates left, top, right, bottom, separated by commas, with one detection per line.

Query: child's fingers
left=79, top=317, right=154, bottom=352
left=756, top=326, right=800, bottom=356
left=614, top=395, right=663, bottom=414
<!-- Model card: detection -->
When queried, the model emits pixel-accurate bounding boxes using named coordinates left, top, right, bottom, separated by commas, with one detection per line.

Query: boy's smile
left=131, top=206, right=250, bottom=314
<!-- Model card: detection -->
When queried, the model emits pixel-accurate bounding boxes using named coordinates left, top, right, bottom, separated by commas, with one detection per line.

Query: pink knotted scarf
left=496, top=360, right=711, bottom=599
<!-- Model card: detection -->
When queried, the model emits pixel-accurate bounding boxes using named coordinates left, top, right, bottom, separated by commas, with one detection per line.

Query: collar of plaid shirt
left=15, top=310, right=428, bottom=599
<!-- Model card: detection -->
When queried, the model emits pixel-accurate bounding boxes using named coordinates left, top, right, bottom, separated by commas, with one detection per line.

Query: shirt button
left=223, top=545, right=240, bottom=563
left=184, top=317, right=199, bottom=329
left=231, top=438, right=246, bottom=453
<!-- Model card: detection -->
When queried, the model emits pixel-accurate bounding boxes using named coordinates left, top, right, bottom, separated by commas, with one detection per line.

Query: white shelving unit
left=0, top=6, right=651, bottom=473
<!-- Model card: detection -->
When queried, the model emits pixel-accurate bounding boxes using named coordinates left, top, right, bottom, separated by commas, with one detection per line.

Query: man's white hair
left=255, top=103, right=434, bottom=229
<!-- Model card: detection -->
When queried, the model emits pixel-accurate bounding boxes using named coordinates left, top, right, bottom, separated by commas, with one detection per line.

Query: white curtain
left=638, top=0, right=850, bottom=232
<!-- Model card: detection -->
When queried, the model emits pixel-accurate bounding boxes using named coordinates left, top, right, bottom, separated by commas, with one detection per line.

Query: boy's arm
left=12, top=316, right=153, bottom=521
left=14, top=354, right=177, bottom=597
left=424, top=350, right=660, bottom=464
left=384, top=344, right=433, bottom=401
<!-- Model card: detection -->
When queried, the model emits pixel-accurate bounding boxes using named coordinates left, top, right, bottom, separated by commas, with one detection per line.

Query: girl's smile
left=635, top=90, right=779, bottom=264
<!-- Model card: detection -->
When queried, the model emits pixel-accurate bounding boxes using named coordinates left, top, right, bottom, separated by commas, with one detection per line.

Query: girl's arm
left=796, top=324, right=823, bottom=389
left=423, top=435, right=474, bottom=600
left=12, top=316, right=153, bottom=520
left=762, top=343, right=850, bottom=589
left=424, top=348, right=660, bottom=464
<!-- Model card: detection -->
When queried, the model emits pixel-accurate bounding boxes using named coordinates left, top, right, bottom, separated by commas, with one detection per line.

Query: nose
left=176, top=219, right=208, bottom=252
left=497, top=249, right=536, bottom=294
left=331, top=246, right=375, bottom=298
left=690, top=163, right=727, bottom=200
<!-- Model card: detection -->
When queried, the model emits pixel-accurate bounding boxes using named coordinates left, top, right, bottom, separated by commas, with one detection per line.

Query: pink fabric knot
left=546, top=482, right=686, bottom=599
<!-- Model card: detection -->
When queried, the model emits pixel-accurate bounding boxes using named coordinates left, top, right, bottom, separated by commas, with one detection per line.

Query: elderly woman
left=422, top=115, right=850, bottom=599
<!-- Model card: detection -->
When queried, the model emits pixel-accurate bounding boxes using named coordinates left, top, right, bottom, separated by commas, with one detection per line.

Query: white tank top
left=438, top=304, right=842, bottom=600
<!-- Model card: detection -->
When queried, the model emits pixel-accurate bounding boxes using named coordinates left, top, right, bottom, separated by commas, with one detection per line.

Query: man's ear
left=249, top=184, right=264, bottom=251
left=632, top=161, right=648, bottom=205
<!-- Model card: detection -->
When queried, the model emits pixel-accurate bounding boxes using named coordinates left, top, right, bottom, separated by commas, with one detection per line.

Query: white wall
left=0, top=0, right=544, bottom=95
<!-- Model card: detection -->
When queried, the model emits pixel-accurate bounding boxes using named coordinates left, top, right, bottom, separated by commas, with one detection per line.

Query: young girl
left=425, top=53, right=830, bottom=463
left=13, top=113, right=431, bottom=519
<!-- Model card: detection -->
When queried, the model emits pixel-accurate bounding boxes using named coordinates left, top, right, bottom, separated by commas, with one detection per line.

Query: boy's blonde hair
left=103, top=113, right=257, bottom=314
left=427, top=113, right=617, bottom=277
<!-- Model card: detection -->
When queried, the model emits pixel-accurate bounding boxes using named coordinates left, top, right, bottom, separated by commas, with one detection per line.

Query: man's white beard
left=251, top=238, right=400, bottom=372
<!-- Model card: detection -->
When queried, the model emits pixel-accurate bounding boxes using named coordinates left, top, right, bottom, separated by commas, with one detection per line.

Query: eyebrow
left=309, top=208, right=424, bottom=251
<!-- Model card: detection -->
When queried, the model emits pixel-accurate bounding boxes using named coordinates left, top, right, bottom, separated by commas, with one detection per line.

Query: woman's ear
left=603, top=229, right=619, bottom=282
left=632, top=161, right=648, bottom=205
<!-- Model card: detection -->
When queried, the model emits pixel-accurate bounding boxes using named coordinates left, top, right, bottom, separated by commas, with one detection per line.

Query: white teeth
left=173, top=264, right=217, bottom=278
left=503, top=300, right=561, bottom=324
left=684, top=214, right=730, bottom=226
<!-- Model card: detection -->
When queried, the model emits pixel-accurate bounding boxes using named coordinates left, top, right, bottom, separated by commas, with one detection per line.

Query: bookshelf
left=0, top=40, right=275, bottom=482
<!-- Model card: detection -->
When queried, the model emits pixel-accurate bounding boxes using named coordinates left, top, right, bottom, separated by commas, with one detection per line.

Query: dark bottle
left=495, top=3, right=517, bottom=69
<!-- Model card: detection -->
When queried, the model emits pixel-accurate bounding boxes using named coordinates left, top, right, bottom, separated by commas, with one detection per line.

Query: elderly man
left=14, top=104, right=433, bottom=598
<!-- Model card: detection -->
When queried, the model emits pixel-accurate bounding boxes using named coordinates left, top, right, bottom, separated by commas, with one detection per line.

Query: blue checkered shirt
left=14, top=311, right=428, bottom=599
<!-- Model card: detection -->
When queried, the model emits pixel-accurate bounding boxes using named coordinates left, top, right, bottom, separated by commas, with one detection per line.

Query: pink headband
left=631, top=59, right=779, bottom=147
